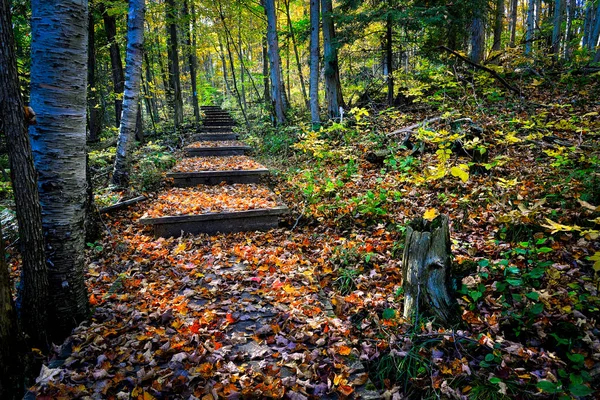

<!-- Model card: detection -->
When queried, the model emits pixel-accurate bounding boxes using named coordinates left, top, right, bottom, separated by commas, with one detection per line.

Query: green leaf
left=567, top=353, right=585, bottom=364
left=382, top=308, right=396, bottom=320
left=530, top=302, right=544, bottom=315
left=568, top=383, right=594, bottom=397
left=485, top=353, right=495, bottom=362
left=537, top=380, right=561, bottom=394
left=470, top=291, right=483, bottom=302
left=489, top=377, right=502, bottom=384
left=525, top=292, right=540, bottom=301
left=506, top=278, right=523, bottom=286
left=537, top=247, right=553, bottom=253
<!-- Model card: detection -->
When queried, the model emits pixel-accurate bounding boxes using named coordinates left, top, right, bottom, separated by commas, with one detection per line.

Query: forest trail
left=30, top=109, right=382, bottom=398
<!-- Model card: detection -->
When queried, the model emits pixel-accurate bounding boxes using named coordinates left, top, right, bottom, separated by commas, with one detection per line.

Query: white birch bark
left=112, top=0, right=146, bottom=187
left=29, top=0, right=89, bottom=337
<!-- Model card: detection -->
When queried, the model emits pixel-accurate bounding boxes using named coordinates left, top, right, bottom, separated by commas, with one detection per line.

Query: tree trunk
left=0, top=0, right=49, bottom=358
left=264, top=0, right=287, bottom=125
left=590, top=4, right=600, bottom=52
left=185, top=0, right=200, bottom=127
left=262, top=35, right=271, bottom=106
left=385, top=4, right=394, bottom=106
left=321, top=0, right=345, bottom=119
left=309, top=0, right=320, bottom=128
left=87, top=11, right=102, bottom=142
left=166, top=0, right=183, bottom=127
left=112, top=0, right=146, bottom=187
left=0, top=221, right=24, bottom=400
left=564, top=0, right=575, bottom=59
left=402, top=215, right=456, bottom=324
left=525, top=0, right=535, bottom=54
left=509, top=0, right=518, bottom=46
left=30, top=0, right=90, bottom=341
left=470, top=16, right=485, bottom=63
left=284, top=0, right=308, bottom=108
left=217, top=36, right=232, bottom=96
left=551, top=0, right=562, bottom=55
left=493, top=0, right=504, bottom=51
left=100, top=2, right=125, bottom=127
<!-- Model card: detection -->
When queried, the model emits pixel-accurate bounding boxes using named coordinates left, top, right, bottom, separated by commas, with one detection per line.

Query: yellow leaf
left=423, top=208, right=439, bottom=221
left=450, top=164, right=469, bottom=183
left=578, top=198, right=600, bottom=212
left=338, top=345, right=352, bottom=355
left=173, top=242, right=186, bottom=255
left=594, top=260, right=600, bottom=272
left=541, top=218, right=581, bottom=234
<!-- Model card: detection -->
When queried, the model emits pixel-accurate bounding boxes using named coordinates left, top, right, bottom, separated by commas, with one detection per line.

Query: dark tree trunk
left=385, top=4, right=394, bottom=106
left=184, top=0, right=200, bottom=127
left=135, top=101, right=143, bottom=142
left=309, top=0, right=320, bottom=127
left=87, top=11, right=102, bottom=142
left=402, top=215, right=457, bottom=324
left=0, top=0, right=49, bottom=349
left=100, top=2, right=125, bottom=126
left=262, top=36, right=271, bottom=106
left=470, top=16, right=485, bottom=63
left=321, top=0, right=345, bottom=119
left=493, top=0, right=504, bottom=51
left=166, top=0, right=183, bottom=127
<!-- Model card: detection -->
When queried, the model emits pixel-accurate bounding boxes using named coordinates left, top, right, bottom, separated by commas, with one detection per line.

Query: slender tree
left=184, top=0, right=201, bottom=127
left=385, top=0, right=394, bottom=105
left=470, top=11, right=485, bottom=62
left=100, top=3, right=125, bottom=126
left=88, top=10, right=102, bottom=142
left=525, top=0, right=535, bottom=54
left=29, top=0, right=89, bottom=340
left=166, top=0, right=184, bottom=127
left=309, top=0, right=320, bottom=127
left=492, top=0, right=504, bottom=51
left=321, top=0, right=344, bottom=119
left=552, top=0, right=563, bottom=55
left=264, top=0, right=287, bottom=124
left=112, top=0, right=146, bottom=187
left=284, top=0, right=308, bottom=107
left=509, top=0, right=518, bottom=46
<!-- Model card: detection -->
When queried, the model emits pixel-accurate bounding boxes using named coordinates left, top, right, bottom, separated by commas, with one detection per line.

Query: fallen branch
left=439, top=46, right=522, bottom=96
left=99, top=196, right=147, bottom=214
left=387, top=116, right=441, bottom=137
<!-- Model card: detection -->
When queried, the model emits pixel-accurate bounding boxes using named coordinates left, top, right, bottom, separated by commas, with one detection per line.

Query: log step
left=193, top=133, right=238, bottom=141
left=140, top=206, right=288, bottom=238
left=198, top=126, right=237, bottom=132
left=184, top=145, right=252, bottom=157
left=167, top=169, right=269, bottom=186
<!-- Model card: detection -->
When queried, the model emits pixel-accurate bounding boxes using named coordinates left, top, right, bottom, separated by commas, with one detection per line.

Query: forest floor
left=15, top=69, right=600, bottom=399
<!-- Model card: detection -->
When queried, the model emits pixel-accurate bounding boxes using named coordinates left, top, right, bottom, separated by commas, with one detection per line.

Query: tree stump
left=402, top=214, right=457, bottom=324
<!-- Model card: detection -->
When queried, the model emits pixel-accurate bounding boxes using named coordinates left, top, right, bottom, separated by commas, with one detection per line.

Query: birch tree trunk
left=552, top=0, right=563, bottom=55
left=166, top=0, right=183, bottom=127
left=509, top=0, right=518, bottom=46
left=30, top=0, right=90, bottom=340
left=264, top=0, right=287, bottom=125
left=309, top=0, right=320, bottom=128
left=100, top=3, right=125, bottom=127
left=525, top=0, right=535, bottom=54
left=112, top=0, right=146, bottom=187
left=321, top=0, right=345, bottom=120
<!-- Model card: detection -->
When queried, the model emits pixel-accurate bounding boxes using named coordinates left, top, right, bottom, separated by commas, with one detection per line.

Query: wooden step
left=202, top=120, right=236, bottom=126
left=167, top=169, right=269, bottom=186
left=193, top=133, right=238, bottom=141
left=184, top=145, right=252, bottom=157
left=140, top=206, right=288, bottom=237
left=198, top=126, right=237, bottom=132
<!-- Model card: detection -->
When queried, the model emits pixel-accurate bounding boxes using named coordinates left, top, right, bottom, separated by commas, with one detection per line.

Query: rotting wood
left=99, top=196, right=147, bottom=214
left=402, top=214, right=457, bottom=324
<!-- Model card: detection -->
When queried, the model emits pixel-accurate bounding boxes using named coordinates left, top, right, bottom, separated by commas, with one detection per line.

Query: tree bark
left=284, top=0, right=308, bottom=108
left=551, top=0, right=563, bottom=55
left=385, top=3, right=394, bottom=106
left=492, top=0, right=504, bottom=51
left=264, top=0, right=287, bottom=125
left=100, top=2, right=125, bottom=126
left=321, top=0, right=345, bottom=119
left=509, top=0, right=518, bottom=46
left=112, top=0, right=146, bottom=187
left=309, top=0, right=320, bottom=128
left=262, top=35, right=271, bottom=106
left=87, top=11, right=102, bottom=142
left=30, top=0, right=90, bottom=341
left=590, top=4, right=600, bottom=52
left=184, top=0, right=200, bottom=127
left=525, top=0, right=535, bottom=54
left=166, top=0, right=183, bottom=127
left=470, top=16, right=485, bottom=63
left=402, top=215, right=456, bottom=324
left=564, top=0, right=576, bottom=59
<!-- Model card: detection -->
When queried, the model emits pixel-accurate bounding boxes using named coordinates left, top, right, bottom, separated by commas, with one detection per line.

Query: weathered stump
left=402, top=214, right=456, bottom=324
